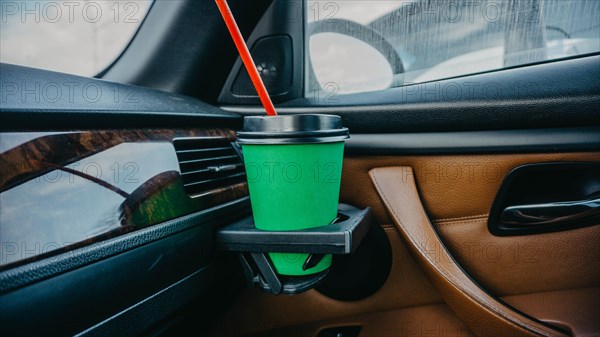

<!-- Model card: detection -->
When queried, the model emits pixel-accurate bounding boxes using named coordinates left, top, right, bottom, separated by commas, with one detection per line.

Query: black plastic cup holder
left=215, top=204, right=373, bottom=295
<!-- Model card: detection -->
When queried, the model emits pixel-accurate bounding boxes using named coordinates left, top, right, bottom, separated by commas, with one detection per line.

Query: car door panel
left=370, top=166, right=569, bottom=337
left=502, top=288, right=600, bottom=337
left=211, top=150, right=600, bottom=337
left=232, top=304, right=475, bottom=337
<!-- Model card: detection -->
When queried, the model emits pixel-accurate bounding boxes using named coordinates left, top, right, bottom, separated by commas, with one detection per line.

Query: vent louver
left=173, top=137, right=246, bottom=197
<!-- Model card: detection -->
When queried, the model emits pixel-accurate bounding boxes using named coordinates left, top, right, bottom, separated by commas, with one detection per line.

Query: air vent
left=173, top=137, right=246, bottom=197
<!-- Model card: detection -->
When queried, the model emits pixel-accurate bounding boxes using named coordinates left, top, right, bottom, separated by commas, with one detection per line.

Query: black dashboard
left=0, top=64, right=249, bottom=336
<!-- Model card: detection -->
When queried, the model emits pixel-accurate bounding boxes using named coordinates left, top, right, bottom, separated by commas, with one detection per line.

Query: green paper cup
left=237, top=114, right=349, bottom=276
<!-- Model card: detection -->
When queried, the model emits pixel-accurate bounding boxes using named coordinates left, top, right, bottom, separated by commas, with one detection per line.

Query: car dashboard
left=0, top=64, right=251, bottom=336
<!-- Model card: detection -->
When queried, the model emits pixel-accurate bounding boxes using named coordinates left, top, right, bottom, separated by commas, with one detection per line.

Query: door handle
left=501, top=197, right=600, bottom=226
left=488, top=162, right=600, bottom=235
left=369, top=166, right=566, bottom=337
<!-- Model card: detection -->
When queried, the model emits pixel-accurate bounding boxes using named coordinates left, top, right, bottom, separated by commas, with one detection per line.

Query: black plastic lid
left=237, top=114, right=349, bottom=144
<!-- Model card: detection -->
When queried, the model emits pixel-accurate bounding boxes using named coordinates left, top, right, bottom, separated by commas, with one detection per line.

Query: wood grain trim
left=0, top=129, right=236, bottom=192
left=0, top=129, right=247, bottom=270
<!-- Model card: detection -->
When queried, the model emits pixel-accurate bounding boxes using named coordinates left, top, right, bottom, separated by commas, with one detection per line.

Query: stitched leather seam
left=434, top=218, right=488, bottom=226
left=371, top=171, right=543, bottom=335
left=370, top=169, right=552, bottom=337
left=433, top=214, right=489, bottom=222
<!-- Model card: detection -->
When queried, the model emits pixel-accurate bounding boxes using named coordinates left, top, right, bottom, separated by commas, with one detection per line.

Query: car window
left=0, top=0, right=153, bottom=76
left=306, top=0, right=600, bottom=95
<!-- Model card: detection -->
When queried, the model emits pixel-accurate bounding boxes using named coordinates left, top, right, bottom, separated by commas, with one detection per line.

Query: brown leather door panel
left=370, top=166, right=568, bottom=337
left=340, top=153, right=599, bottom=224
left=211, top=152, right=600, bottom=337
left=435, top=215, right=600, bottom=296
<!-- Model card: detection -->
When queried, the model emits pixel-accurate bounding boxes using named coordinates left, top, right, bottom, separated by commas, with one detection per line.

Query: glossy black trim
left=489, top=162, right=600, bottom=236
left=343, top=127, right=600, bottom=155
left=0, top=197, right=250, bottom=294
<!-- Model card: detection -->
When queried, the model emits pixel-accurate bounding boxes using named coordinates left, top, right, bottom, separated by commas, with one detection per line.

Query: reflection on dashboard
left=0, top=129, right=248, bottom=269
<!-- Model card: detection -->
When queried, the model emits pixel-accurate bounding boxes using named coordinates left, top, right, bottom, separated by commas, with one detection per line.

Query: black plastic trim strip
left=74, top=267, right=213, bottom=337
left=0, top=197, right=250, bottom=294
left=0, top=110, right=242, bottom=131
left=0, top=230, right=212, bottom=337
left=222, top=55, right=600, bottom=133
left=218, top=0, right=304, bottom=104
left=344, top=127, right=600, bottom=155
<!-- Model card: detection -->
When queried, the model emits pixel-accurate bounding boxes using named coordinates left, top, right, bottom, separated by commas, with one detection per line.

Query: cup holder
left=215, top=204, right=372, bottom=295
left=316, top=222, right=392, bottom=300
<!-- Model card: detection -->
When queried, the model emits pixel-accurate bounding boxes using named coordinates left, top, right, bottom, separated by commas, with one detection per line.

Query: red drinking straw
left=215, top=0, right=278, bottom=116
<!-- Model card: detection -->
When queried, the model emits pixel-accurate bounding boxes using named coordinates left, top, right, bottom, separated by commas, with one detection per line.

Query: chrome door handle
left=501, top=197, right=600, bottom=226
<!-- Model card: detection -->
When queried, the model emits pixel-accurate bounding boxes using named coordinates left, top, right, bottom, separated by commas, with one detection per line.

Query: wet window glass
left=306, top=0, right=600, bottom=95
left=1, top=1, right=153, bottom=76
